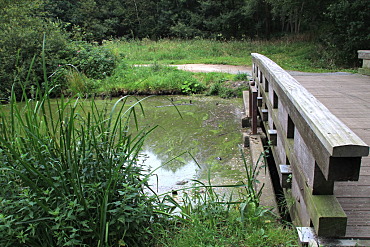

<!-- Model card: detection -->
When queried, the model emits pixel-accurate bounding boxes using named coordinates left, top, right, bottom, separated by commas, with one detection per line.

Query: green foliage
left=319, top=0, right=370, bottom=67
left=71, top=42, right=120, bottom=79
left=108, top=38, right=345, bottom=72
left=63, top=69, right=101, bottom=96
left=0, top=83, right=162, bottom=246
left=234, top=72, right=249, bottom=81
left=206, top=79, right=248, bottom=99
left=0, top=1, right=120, bottom=99
left=103, top=64, right=205, bottom=95
left=0, top=1, right=74, bottom=99
left=181, top=80, right=205, bottom=95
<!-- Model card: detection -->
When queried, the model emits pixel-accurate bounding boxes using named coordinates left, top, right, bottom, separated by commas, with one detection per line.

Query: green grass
left=99, top=63, right=205, bottom=95
left=158, top=213, right=297, bottom=247
left=105, top=38, right=355, bottom=73
left=90, top=37, right=357, bottom=96
left=96, top=63, right=246, bottom=98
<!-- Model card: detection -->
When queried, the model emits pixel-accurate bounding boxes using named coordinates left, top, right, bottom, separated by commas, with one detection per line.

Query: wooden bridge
left=246, top=53, right=370, bottom=245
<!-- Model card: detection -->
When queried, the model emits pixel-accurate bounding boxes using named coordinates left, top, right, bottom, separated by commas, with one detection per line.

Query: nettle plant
left=0, top=84, right=161, bottom=246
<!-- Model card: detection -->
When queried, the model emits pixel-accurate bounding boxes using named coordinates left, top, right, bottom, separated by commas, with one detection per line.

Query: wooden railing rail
left=250, top=53, right=369, bottom=237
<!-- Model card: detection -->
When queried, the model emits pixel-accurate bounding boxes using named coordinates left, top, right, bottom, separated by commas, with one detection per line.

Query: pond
left=1, top=95, right=251, bottom=196
left=132, top=95, right=251, bottom=195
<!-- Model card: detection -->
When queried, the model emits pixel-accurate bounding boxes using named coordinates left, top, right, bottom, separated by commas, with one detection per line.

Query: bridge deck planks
left=292, top=73, right=370, bottom=239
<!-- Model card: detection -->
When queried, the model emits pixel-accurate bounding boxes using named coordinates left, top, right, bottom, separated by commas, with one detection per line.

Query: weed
left=234, top=72, right=249, bottom=81
left=0, top=84, right=163, bottom=246
left=181, top=80, right=205, bottom=95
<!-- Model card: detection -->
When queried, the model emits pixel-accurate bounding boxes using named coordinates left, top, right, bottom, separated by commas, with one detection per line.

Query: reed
left=0, top=44, right=160, bottom=246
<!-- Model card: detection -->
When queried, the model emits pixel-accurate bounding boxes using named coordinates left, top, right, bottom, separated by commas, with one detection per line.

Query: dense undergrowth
left=0, top=86, right=297, bottom=246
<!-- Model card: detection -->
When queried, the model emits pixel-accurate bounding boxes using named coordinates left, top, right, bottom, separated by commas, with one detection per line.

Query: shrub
left=71, top=42, right=120, bottom=79
left=0, top=2, right=120, bottom=99
left=0, top=2, right=74, bottom=99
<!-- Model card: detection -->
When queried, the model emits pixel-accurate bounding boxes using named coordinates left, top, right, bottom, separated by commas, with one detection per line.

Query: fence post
left=249, top=80, right=258, bottom=135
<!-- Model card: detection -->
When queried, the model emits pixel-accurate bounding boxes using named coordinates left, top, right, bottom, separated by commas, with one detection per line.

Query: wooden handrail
left=249, top=53, right=369, bottom=237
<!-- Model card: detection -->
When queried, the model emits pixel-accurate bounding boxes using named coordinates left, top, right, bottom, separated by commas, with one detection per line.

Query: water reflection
left=135, top=95, right=249, bottom=195
left=141, top=150, right=199, bottom=195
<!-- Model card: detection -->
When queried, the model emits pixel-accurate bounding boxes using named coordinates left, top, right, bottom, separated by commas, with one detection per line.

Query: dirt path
left=171, top=64, right=353, bottom=76
left=171, top=64, right=252, bottom=74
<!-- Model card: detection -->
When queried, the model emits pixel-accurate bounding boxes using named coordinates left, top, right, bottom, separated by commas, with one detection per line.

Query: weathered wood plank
left=345, top=225, right=370, bottom=238
left=306, top=194, right=347, bottom=237
left=252, top=53, right=369, bottom=156
left=337, top=197, right=370, bottom=208
left=279, top=164, right=292, bottom=188
left=259, top=87, right=335, bottom=193
left=252, top=53, right=369, bottom=181
left=334, top=185, right=370, bottom=197
left=270, top=142, right=346, bottom=236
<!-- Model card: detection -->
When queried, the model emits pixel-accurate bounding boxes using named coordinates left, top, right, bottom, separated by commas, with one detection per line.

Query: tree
left=0, top=0, right=73, bottom=99
left=323, top=0, right=370, bottom=66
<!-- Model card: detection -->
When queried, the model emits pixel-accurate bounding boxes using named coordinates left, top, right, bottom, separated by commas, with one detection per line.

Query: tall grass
left=0, top=79, right=163, bottom=246
left=102, top=63, right=205, bottom=96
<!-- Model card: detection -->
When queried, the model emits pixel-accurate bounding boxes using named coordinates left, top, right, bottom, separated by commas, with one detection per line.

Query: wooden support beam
left=268, top=129, right=277, bottom=146
left=261, top=109, right=268, bottom=121
left=242, top=91, right=251, bottom=128
left=250, top=84, right=258, bottom=135
left=307, top=194, right=347, bottom=237
left=257, top=96, right=263, bottom=107
left=279, top=164, right=292, bottom=188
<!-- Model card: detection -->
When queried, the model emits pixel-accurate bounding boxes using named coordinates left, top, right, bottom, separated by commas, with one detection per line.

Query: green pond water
left=132, top=95, right=251, bottom=195
left=2, top=95, right=250, bottom=195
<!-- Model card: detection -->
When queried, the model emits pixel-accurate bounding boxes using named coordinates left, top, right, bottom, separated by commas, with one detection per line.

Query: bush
left=0, top=2, right=120, bottom=99
left=0, top=2, right=74, bottom=99
left=71, top=42, right=120, bottom=79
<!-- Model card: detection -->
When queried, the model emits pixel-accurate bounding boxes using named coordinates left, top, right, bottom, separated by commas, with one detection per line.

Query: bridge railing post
left=249, top=80, right=258, bottom=135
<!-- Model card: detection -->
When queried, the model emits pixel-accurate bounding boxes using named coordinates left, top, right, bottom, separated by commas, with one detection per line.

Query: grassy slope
left=105, top=38, right=356, bottom=73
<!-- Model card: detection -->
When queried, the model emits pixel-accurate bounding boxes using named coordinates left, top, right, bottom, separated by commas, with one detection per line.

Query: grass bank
left=65, top=37, right=357, bottom=97
left=105, top=38, right=356, bottom=73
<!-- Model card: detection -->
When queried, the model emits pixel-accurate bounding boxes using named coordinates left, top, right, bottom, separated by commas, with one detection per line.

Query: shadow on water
left=134, top=95, right=251, bottom=195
